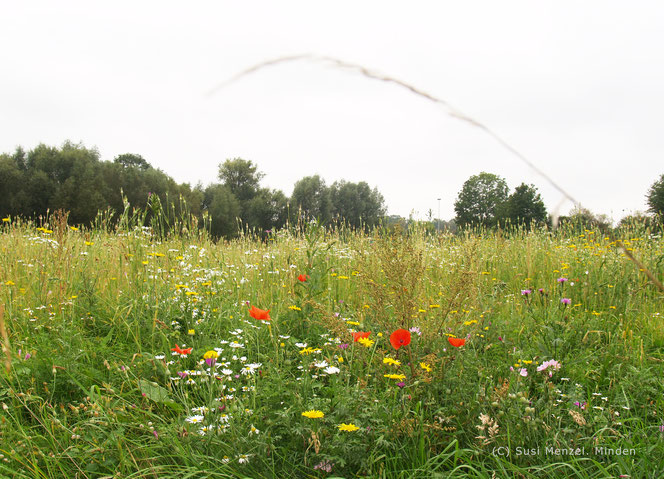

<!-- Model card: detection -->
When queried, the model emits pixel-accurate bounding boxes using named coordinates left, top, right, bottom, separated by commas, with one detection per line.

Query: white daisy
left=186, top=414, right=205, bottom=424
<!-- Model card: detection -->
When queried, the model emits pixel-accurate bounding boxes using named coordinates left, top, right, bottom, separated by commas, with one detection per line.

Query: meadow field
left=1, top=215, right=663, bottom=478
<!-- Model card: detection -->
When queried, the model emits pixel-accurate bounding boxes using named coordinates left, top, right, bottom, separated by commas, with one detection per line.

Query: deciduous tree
left=454, top=172, right=508, bottom=228
left=503, top=183, right=547, bottom=228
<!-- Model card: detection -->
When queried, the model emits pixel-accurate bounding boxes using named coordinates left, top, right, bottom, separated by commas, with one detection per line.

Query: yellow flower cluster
left=299, top=347, right=322, bottom=355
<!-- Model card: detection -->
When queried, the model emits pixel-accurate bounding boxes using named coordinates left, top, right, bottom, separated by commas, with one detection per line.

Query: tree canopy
left=218, top=158, right=264, bottom=203
left=454, top=172, right=509, bottom=228
left=329, top=180, right=387, bottom=229
left=291, top=175, right=332, bottom=223
left=647, top=173, right=664, bottom=216
left=453, top=173, right=550, bottom=230
left=503, top=183, right=548, bottom=228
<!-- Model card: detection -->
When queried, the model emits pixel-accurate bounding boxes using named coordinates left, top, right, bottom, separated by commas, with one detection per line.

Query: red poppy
left=171, top=344, right=193, bottom=355
left=352, top=331, right=371, bottom=342
left=448, top=337, right=466, bottom=348
left=297, top=274, right=309, bottom=282
left=389, top=329, right=411, bottom=350
left=249, top=305, right=271, bottom=321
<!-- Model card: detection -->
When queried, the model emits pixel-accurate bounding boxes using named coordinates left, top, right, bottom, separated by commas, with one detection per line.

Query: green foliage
left=646, top=173, right=664, bottom=216
left=454, top=172, right=509, bottom=228
left=291, top=175, right=332, bottom=223
left=0, top=151, right=27, bottom=217
left=114, top=153, right=150, bottom=170
left=329, top=179, right=386, bottom=229
left=503, top=183, right=548, bottom=228
left=203, top=183, right=241, bottom=238
left=217, top=157, right=264, bottom=203
left=246, top=187, right=289, bottom=233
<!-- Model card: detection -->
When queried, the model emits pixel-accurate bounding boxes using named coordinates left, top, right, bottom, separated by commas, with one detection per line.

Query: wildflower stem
left=406, top=344, right=416, bottom=378
left=0, top=304, right=11, bottom=374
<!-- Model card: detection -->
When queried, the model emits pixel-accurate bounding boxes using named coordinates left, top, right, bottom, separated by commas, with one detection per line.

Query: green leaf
left=138, top=379, right=171, bottom=403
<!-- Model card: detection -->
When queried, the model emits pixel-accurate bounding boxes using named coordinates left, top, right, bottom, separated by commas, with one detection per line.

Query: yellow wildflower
left=203, top=350, right=219, bottom=359
left=302, top=410, right=324, bottom=419
left=357, top=337, right=374, bottom=348
left=338, top=423, right=360, bottom=432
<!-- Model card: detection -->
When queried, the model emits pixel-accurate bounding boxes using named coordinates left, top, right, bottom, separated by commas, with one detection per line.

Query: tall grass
left=0, top=213, right=662, bottom=478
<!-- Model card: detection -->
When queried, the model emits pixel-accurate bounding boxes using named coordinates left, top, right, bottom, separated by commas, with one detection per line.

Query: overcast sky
left=2, top=1, right=663, bottom=222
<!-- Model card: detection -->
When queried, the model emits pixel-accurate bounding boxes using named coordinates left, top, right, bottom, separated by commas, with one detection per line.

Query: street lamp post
left=437, top=198, right=441, bottom=232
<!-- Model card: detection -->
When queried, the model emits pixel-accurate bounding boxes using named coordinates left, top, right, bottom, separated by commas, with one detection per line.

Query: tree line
left=2, top=142, right=662, bottom=237
left=0, top=142, right=387, bottom=237
left=453, top=171, right=664, bottom=231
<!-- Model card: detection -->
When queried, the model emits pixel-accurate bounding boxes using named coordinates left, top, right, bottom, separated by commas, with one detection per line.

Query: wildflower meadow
left=1, top=213, right=663, bottom=478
